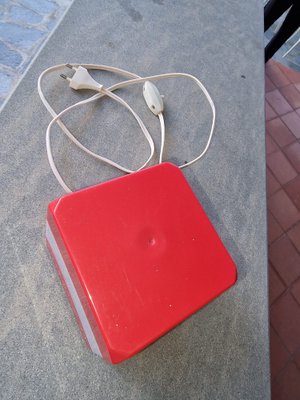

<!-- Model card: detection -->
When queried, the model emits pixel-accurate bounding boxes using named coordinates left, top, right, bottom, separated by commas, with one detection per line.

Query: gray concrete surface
left=0, top=1, right=270, bottom=399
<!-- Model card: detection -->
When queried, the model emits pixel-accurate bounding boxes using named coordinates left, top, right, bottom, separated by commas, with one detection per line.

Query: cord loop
left=38, top=64, right=215, bottom=193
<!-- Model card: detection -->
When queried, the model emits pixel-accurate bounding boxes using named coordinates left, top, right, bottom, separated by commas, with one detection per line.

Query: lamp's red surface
left=46, top=162, right=237, bottom=364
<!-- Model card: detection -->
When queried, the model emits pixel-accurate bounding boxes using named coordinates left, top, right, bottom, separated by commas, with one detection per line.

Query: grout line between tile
left=270, top=320, right=293, bottom=360
left=290, top=278, right=300, bottom=307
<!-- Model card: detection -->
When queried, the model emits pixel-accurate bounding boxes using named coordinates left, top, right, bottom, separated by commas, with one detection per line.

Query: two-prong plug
left=60, top=65, right=103, bottom=91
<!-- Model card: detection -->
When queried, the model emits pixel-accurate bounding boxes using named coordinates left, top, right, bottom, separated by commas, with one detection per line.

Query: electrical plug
left=60, top=65, right=103, bottom=91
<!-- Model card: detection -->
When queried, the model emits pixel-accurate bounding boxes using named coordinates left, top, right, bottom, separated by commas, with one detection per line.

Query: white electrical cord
left=38, top=63, right=216, bottom=193
left=38, top=64, right=156, bottom=192
left=158, top=112, right=165, bottom=164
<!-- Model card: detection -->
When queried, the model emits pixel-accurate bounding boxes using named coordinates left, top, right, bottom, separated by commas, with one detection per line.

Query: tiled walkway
left=266, top=60, right=300, bottom=400
left=0, top=0, right=73, bottom=110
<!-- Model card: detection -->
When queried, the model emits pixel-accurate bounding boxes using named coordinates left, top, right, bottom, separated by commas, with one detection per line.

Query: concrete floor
left=0, top=0, right=269, bottom=399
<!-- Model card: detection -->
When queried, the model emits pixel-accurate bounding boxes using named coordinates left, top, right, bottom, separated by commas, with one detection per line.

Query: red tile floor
left=265, top=60, right=300, bottom=400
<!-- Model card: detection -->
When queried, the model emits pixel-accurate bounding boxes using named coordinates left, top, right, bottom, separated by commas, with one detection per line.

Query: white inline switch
left=143, top=81, right=164, bottom=115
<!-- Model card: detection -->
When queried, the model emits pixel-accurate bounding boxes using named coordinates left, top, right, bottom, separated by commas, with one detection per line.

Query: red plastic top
left=49, top=163, right=237, bottom=363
